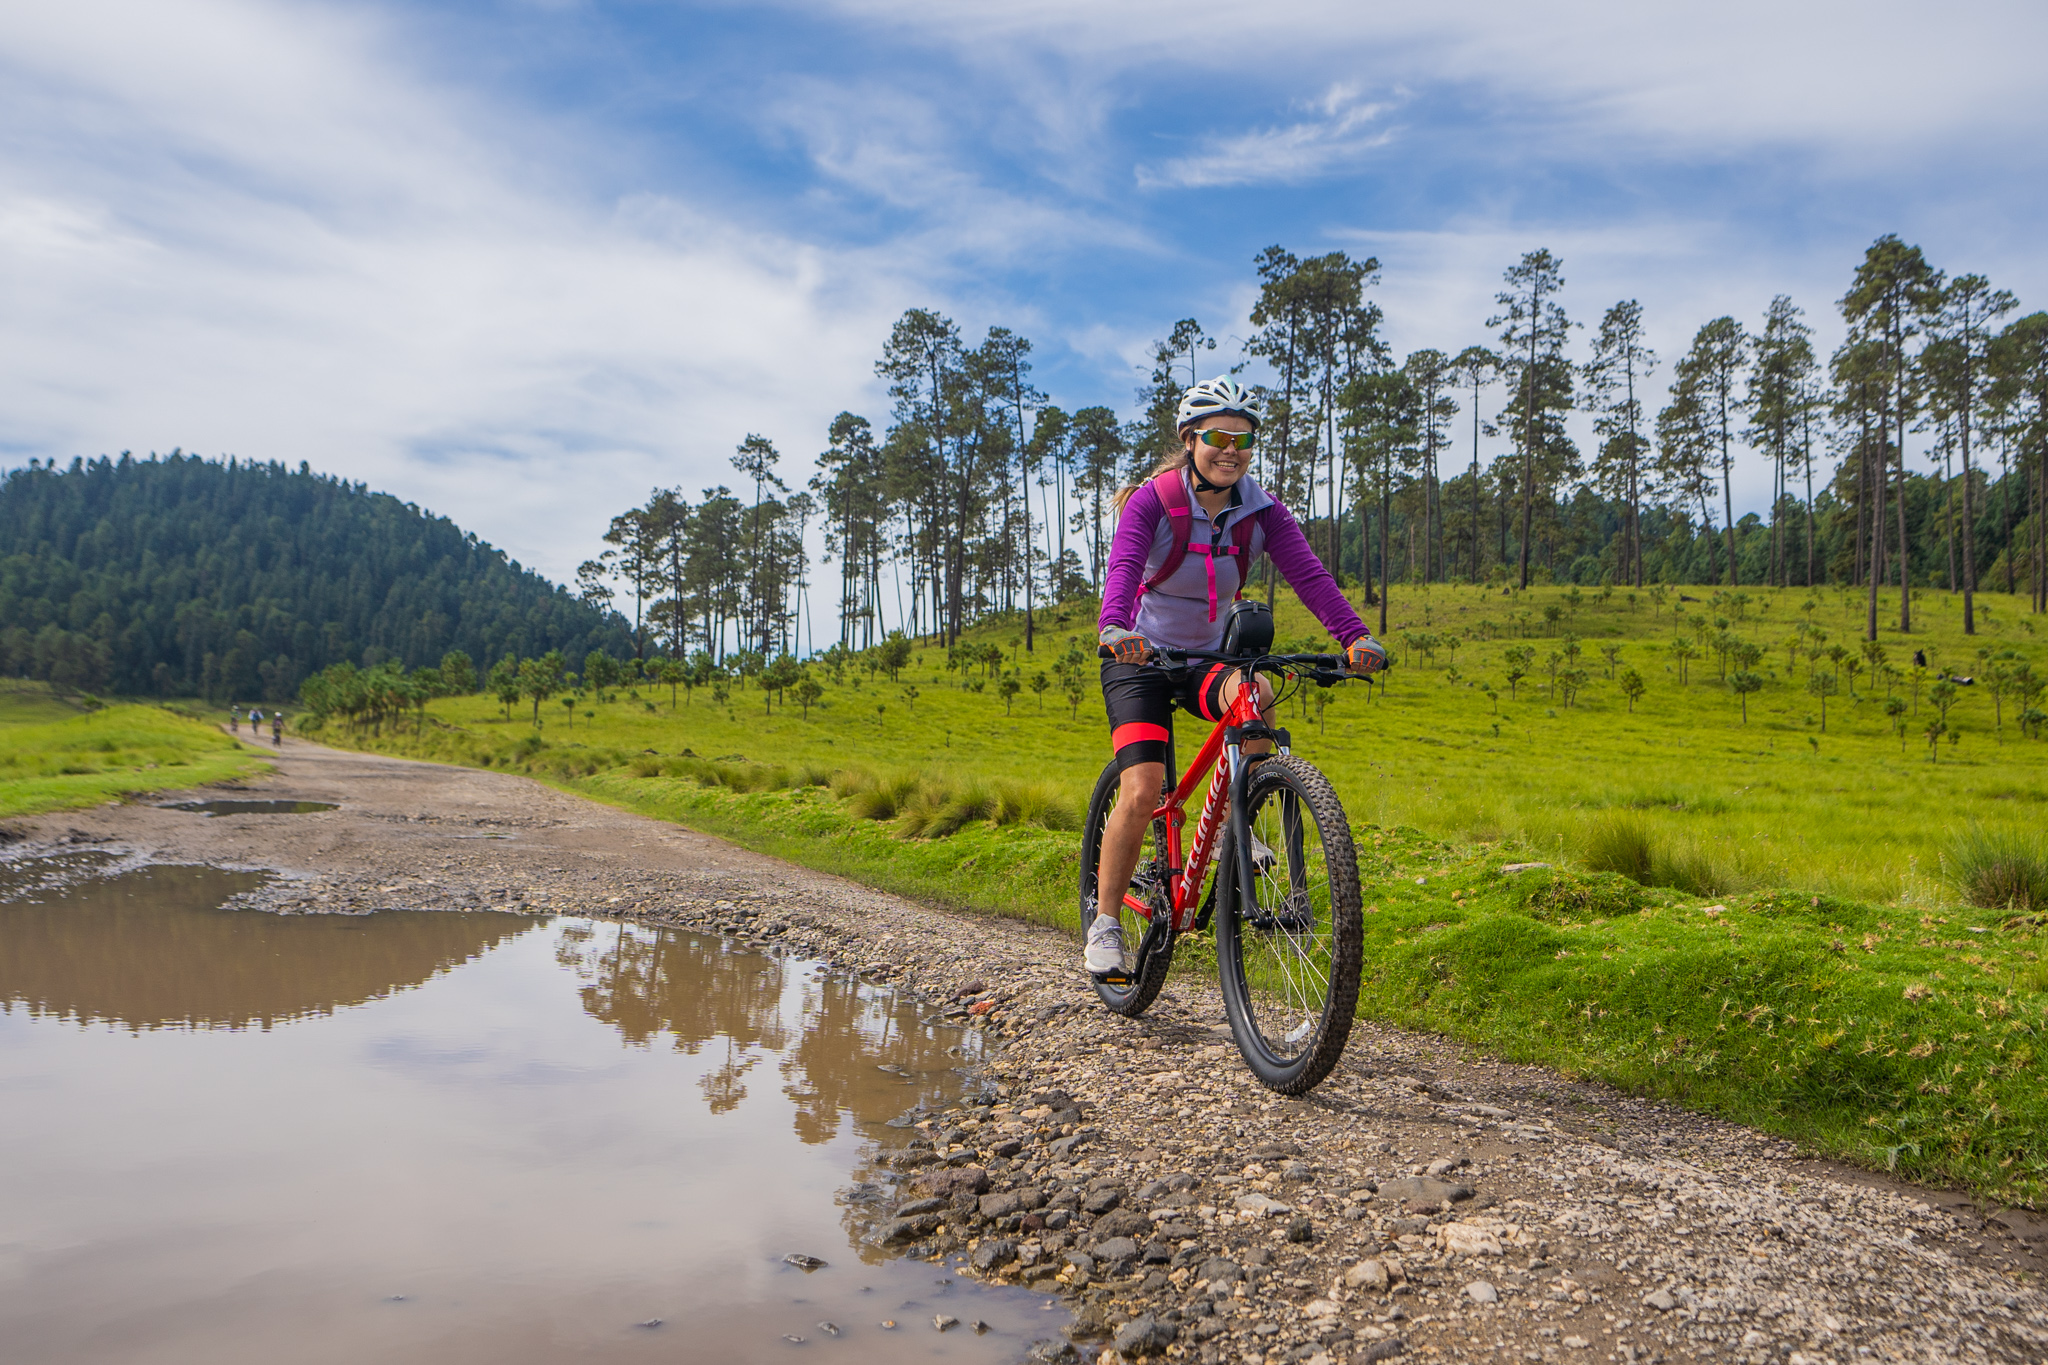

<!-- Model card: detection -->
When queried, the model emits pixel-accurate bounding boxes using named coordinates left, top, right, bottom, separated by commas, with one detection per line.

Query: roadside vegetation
left=296, top=581, right=2048, bottom=1205
left=0, top=681, right=269, bottom=819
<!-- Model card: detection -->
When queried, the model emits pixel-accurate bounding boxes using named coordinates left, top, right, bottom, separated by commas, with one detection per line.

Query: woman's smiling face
left=1185, top=413, right=1255, bottom=488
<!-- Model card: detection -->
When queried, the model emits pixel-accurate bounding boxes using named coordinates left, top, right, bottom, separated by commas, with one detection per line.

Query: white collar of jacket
left=1179, top=467, right=1274, bottom=531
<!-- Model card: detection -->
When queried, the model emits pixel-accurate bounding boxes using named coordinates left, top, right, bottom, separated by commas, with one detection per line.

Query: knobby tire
left=1216, top=754, right=1363, bottom=1093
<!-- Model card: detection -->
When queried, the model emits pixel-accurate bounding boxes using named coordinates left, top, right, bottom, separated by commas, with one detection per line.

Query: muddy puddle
left=160, top=798, right=339, bottom=816
left=0, top=861, right=1064, bottom=1364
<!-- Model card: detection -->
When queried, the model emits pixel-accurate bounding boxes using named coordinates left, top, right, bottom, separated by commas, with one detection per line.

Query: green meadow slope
left=0, top=683, right=270, bottom=819
left=303, top=581, right=2048, bottom=1203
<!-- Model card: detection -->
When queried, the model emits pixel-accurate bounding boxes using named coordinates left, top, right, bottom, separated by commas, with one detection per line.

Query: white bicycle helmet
left=1175, top=377, right=1263, bottom=433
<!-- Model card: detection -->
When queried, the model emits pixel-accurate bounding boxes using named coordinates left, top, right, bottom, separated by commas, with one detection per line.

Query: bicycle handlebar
left=1096, top=645, right=1389, bottom=679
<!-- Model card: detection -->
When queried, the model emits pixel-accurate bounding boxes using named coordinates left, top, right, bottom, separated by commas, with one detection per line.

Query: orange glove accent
left=1346, top=635, right=1388, bottom=675
left=1101, top=628, right=1153, bottom=665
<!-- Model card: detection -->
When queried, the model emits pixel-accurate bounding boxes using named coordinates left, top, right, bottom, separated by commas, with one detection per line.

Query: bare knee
left=1117, top=762, right=1164, bottom=809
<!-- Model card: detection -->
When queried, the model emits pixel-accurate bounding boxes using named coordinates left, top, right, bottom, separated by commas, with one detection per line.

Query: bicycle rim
left=1217, top=755, right=1363, bottom=1092
left=1079, top=759, right=1175, bottom=1017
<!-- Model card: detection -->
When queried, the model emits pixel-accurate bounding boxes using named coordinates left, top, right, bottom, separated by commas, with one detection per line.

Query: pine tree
left=1489, top=250, right=1575, bottom=587
left=1582, top=301, right=1657, bottom=588
left=1842, top=235, right=1942, bottom=633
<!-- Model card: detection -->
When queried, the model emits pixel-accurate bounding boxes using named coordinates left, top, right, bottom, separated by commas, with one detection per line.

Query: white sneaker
left=1083, top=915, right=1126, bottom=974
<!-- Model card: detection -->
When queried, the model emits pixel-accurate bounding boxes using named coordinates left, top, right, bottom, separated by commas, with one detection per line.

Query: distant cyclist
left=1086, top=377, right=1386, bottom=974
left=271, top=713, right=283, bottom=747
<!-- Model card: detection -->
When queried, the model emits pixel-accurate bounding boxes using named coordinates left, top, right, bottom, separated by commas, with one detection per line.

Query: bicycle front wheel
left=1217, top=755, right=1363, bottom=1092
left=1079, top=759, right=1175, bottom=1017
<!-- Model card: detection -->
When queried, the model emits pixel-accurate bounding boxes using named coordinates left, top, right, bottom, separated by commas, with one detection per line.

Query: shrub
left=1943, top=826, right=2048, bottom=912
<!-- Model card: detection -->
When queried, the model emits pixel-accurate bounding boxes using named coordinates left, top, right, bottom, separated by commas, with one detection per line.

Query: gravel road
left=8, top=738, right=2045, bottom=1365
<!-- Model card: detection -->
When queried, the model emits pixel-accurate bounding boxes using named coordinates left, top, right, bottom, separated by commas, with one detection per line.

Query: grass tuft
left=1943, top=825, right=2048, bottom=912
left=1583, top=813, right=1655, bottom=882
left=1577, top=811, right=1749, bottom=897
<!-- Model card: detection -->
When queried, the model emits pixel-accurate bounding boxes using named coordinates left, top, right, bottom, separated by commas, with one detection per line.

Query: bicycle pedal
left=1093, top=969, right=1134, bottom=987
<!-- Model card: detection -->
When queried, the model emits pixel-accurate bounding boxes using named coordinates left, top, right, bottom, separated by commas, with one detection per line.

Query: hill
left=0, top=453, right=630, bottom=701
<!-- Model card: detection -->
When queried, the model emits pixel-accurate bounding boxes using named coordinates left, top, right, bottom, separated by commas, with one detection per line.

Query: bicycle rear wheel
left=1079, top=759, right=1175, bottom=1017
left=1216, top=755, right=1362, bottom=1092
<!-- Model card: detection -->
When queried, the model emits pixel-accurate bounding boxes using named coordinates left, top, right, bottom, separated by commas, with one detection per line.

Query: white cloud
left=0, top=0, right=911, bottom=581
left=775, top=0, right=2048, bottom=159
left=1136, top=85, right=1396, bottom=189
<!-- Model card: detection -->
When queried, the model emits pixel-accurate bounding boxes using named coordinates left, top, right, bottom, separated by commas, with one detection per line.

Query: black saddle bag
left=1220, top=599, right=1274, bottom=657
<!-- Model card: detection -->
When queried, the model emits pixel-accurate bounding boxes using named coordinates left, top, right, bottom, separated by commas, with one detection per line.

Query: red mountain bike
left=1079, top=650, right=1371, bottom=1094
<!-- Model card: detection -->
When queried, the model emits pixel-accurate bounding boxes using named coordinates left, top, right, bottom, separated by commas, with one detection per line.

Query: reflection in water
left=562, top=920, right=977, bottom=1143
left=0, top=864, right=1057, bottom=1365
left=0, top=864, right=538, bottom=1030
left=160, top=799, right=340, bottom=815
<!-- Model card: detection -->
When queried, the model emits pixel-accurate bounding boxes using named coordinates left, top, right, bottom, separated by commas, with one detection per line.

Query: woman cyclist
left=1086, top=377, right=1386, bottom=974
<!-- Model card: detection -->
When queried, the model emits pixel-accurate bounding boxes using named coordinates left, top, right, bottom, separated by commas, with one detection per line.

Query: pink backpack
left=1138, top=469, right=1262, bottom=623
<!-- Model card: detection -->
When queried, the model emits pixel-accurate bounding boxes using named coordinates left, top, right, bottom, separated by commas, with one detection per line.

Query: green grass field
left=301, top=581, right=2048, bottom=1204
left=0, top=682, right=271, bottom=819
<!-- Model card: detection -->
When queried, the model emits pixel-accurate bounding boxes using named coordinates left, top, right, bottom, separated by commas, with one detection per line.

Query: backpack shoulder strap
left=1228, top=506, right=1260, bottom=599
left=1141, top=469, right=1193, bottom=592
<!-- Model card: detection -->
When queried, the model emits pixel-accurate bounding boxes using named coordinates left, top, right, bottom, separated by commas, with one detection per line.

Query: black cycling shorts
left=1100, top=660, right=1233, bottom=770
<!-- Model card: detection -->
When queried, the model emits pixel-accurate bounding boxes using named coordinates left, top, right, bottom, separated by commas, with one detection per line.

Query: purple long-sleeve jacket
left=1098, top=470, right=1370, bottom=653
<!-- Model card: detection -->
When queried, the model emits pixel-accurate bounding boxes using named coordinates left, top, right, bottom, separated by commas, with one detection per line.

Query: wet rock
left=816, top=1322, right=840, bottom=1336
left=1065, top=1307, right=1113, bottom=1342
left=1375, top=1175, right=1473, bottom=1206
left=782, top=1254, right=828, bottom=1270
left=1464, top=1281, right=1499, bottom=1304
left=934, top=1313, right=959, bottom=1331
left=883, top=1214, right=942, bottom=1244
left=1025, top=1340, right=1080, bottom=1364
left=893, top=1198, right=946, bottom=1218
left=1111, top=1314, right=1178, bottom=1356
left=970, top=1238, right=1017, bottom=1271
left=912, top=1166, right=989, bottom=1199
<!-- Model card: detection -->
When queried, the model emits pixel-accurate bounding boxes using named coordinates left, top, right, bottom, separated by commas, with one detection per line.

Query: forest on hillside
left=0, top=453, right=631, bottom=700
left=590, top=234, right=2048, bottom=661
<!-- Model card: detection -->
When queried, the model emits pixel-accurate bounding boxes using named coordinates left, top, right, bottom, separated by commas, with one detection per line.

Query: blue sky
left=4, top=0, right=2045, bottom=584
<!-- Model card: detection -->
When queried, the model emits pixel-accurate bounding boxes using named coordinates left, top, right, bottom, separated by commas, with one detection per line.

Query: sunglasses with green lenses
left=1196, top=429, right=1255, bottom=451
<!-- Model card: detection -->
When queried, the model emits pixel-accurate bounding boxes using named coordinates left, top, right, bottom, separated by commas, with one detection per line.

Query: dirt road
left=9, top=738, right=2045, bottom=1364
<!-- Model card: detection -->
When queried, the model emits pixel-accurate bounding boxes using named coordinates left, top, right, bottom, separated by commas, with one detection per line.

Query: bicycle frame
left=1121, top=662, right=1285, bottom=935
